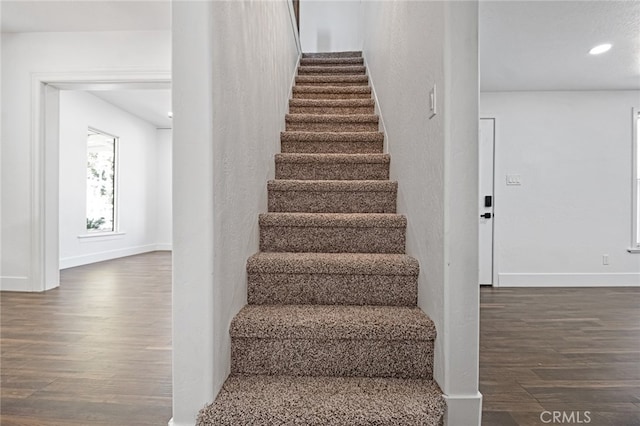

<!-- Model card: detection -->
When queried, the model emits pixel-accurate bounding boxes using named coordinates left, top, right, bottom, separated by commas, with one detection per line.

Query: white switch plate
left=429, top=85, right=437, bottom=119
left=506, top=174, right=521, bottom=185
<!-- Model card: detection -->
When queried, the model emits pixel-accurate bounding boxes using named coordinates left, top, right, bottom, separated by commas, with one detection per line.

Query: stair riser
left=281, top=141, right=384, bottom=154
left=247, top=273, right=417, bottom=306
left=286, top=121, right=378, bottom=132
left=298, top=67, right=366, bottom=75
left=295, top=80, right=369, bottom=87
left=231, top=338, right=433, bottom=379
left=303, top=51, right=362, bottom=58
left=289, top=105, right=374, bottom=114
left=300, top=58, right=364, bottom=66
left=275, top=162, right=388, bottom=180
left=268, top=190, right=396, bottom=213
left=259, top=225, right=406, bottom=253
left=293, top=92, right=372, bottom=100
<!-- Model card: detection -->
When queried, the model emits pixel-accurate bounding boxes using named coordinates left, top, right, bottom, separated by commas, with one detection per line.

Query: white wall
left=300, top=0, right=362, bottom=53
left=1, top=30, right=170, bottom=291
left=171, top=1, right=300, bottom=424
left=362, top=1, right=481, bottom=424
left=156, top=128, right=173, bottom=250
left=481, top=90, right=640, bottom=287
left=58, top=91, right=171, bottom=269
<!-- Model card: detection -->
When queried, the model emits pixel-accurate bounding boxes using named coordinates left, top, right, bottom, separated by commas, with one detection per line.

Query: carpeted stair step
left=300, top=57, right=364, bottom=66
left=259, top=212, right=406, bottom=253
left=246, top=252, right=418, bottom=306
left=281, top=131, right=384, bottom=154
left=230, top=305, right=436, bottom=378
left=303, top=51, right=362, bottom=58
left=268, top=180, right=396, bottom=213
left=295, top=74, right=369, bottom=86
left=275, top=153, right=389, bottom=180
left=298, top=65, right=366, bottom=75
left=197, top=375, right=445, bottom=426
left=289, top=99, right=374, bottom=114
left=293, top=85, right=372, bottom=99
left=286, top=114, right=378, bottom=132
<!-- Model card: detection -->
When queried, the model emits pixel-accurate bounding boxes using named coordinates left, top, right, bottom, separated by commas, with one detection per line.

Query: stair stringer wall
left=361, top=1, right=482, bottom=425
left=171, top=1, right=301, bottom=425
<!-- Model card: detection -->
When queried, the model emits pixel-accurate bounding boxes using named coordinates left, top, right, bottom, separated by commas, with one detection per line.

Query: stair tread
left=281, top=131, right=383, bottom=142
left=231, top=304, right=436, bottom=340
left=289, top=98, right=374, bottom=107
left=259, top=212, right=406, bottom=228
left=275, top=153, right=389, bottom=163
left=286, top=114, right=378, bottom=123
left=198, top=375, right=444, bottom=426
left=247, top=252, right=419, bottom=275
left=268, top=179, right=396, bottom=192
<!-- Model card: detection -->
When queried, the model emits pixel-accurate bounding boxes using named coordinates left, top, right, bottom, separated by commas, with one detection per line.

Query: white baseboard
left=0, top=275, right=30, bottom=292
left=498, top=272, right=640, bottom=287
left=361, top=54, right=389, bottom=152
left=168, top=418, right=194, bottom=426
left=59, top=244, right=159, bottom=269
left=155, top=244, right=173, bottom=251
left=444, top=392, right=483, bottom=426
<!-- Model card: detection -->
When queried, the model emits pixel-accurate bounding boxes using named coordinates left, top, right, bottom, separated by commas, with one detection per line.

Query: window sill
left=627, top=247, right=640, bottom=253
left=78, top=231, right=126, bottom=240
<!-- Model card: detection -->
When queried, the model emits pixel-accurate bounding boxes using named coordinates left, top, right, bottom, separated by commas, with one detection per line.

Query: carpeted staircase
left=197, top=51, right=445, bottom=425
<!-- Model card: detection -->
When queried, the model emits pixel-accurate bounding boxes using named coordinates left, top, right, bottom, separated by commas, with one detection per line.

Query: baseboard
left=0, top=275, right=30, bottom=292
left=498, top=272, right=640, bottom=287
left=361, top=54, right=388, bottom=153
left=59, top=244, right=159, bottom=269
left=444, top=392, right=483, bottom=426
left=155, top=244, right=173, bottom=251
left=168, top=417, right=194, bottom=426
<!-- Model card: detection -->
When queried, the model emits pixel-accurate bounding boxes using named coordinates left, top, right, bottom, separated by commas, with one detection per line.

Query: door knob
left=480, top=213, right=492, bottom=219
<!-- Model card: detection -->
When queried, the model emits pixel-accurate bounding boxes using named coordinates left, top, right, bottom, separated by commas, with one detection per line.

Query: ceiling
left=87, top=90, right=172, bottom=129
left=0, top=1, right=170, bottom=33
left=2, top=1, right=638, bottom=92
left=480, top=0, right=640, bottom=91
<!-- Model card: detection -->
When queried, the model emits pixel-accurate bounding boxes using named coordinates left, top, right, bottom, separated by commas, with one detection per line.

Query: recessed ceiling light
left=589, top=43, right=612, bottom=55
left=168, top=112, right=173, bottom=119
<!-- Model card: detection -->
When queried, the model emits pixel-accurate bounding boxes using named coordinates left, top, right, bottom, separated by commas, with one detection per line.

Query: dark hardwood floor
left=2, top=254, right=639, bottom=425
left=481, top=286, right=640, bottom=426
left=0, top=252, right=172, bottom=426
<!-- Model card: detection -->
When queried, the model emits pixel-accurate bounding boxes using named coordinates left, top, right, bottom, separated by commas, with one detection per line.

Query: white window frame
left=631, top=108, right=640, bottom=252
left=83, top=127, right=120, bottom=237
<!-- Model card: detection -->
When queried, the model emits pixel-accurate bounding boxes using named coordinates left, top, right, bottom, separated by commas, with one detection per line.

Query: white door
left=479, top=118, right=495, bottom=285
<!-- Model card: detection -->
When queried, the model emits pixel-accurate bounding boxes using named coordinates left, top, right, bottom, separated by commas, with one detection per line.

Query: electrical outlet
left=602, top=254, right=609, bottom=265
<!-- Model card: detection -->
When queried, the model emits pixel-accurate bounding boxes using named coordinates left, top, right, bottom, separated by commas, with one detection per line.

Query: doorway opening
left=32, top=73, right=171, bottom=291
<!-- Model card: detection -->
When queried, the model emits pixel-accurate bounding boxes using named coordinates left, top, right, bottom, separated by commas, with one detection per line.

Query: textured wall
left=361, top=1, right=481, bottom=423
left=481, top=90, right=640, bottom=286
left=172, top=1, right=300, bottom=424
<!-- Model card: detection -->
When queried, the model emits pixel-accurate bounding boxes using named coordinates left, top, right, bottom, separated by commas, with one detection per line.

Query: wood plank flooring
left=2, top=254, right=638, bottom=425
left=481, top=286, right=640, bottom=426
left=0, top=252, right=172, bottom=426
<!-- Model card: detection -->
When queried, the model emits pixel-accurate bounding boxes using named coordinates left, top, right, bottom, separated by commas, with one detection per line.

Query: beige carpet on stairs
left=197, top=51, right=445, bottom=426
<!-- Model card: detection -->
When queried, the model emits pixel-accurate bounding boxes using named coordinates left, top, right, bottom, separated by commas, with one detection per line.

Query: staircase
left=197, top=51, right=445, bottom=425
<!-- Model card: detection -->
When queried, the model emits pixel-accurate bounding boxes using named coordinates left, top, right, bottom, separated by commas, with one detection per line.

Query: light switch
left=506, top=174, right=521, bottom=185
left=429, top=85, right=437, bottom=119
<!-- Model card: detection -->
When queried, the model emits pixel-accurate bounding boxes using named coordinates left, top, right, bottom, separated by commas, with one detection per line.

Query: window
left=632, top=109, right=640, bottom=251
left=86, top=129, right=117, bottom=233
